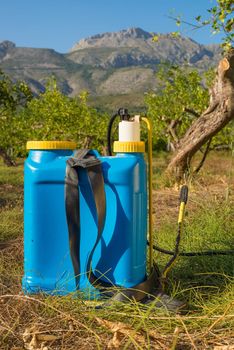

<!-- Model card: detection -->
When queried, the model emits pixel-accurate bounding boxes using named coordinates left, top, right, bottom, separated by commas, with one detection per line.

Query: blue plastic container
left=23, top=145, right=147, bottom=297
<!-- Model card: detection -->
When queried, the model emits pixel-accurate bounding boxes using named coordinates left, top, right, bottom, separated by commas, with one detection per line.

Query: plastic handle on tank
left=179, top=185, right=188, bottom=204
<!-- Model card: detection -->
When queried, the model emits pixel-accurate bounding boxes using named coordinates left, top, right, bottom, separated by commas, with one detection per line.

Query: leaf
left=171, top=31, right=180, bottom=38
left=37, top=334, right=60, bottom=341
left=107, top=331, right=122, bottom=349
left=22, top=326, right=60, bottom=350
left=152, top=35, right=159, bottom=42
left=95, top=317, right=146, bottom=347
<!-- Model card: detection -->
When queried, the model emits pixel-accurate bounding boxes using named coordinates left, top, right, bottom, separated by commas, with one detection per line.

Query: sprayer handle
left=179, top=185, right=188, bottom=204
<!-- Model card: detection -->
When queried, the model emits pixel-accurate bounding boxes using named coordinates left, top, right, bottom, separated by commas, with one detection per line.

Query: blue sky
left=0, top=0, right=222, bottom=52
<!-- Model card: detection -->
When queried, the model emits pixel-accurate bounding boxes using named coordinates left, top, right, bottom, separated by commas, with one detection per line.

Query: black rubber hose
left=107, top=113, right=118, bottom=156
left=148, top=242, right=234, bottom=256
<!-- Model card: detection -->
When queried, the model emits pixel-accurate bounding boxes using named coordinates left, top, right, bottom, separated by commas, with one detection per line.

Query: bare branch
left=167, top=120, right=179, bottom=143
left=184, top=107, right=200, bottom=118
left=194, top=138, right=212, bottom=174
left=167, top=15, right=202, bottom=29
left=166, top=51, right=234, bottom=181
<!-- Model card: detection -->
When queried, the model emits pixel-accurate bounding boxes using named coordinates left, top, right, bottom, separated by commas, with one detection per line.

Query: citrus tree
left=145, top=65, right=233, bottom=153
left=14, top=80, right=108, bottom=158
left=172, top=0, right=234, bottom=52
left=148, top=1, right=234, bottom=180
left=0, top=69, right=33, bottom=164
left=145, top=65, right=210, bottom=151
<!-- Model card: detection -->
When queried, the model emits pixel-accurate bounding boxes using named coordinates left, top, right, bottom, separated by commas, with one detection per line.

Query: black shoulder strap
left=65, top=150, right=160, bottom=301
left=65, top=149, right=106, bottom=289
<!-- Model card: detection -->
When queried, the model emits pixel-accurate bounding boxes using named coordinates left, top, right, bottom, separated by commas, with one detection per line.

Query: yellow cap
left=26, top=141, right=77, bottom=150
left=113, top=141, right=145, bottom=153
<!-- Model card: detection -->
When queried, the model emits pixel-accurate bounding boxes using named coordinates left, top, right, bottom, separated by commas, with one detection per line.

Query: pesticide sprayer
left=22, top=108, right=190, bottom=308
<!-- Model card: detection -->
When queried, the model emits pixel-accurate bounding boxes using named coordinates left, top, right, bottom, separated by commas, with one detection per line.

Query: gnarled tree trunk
left=166, top=49, right=234, bottom=181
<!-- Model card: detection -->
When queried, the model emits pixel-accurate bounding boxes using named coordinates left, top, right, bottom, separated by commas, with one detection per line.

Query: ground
left=0, top=151, right=233, bottom=349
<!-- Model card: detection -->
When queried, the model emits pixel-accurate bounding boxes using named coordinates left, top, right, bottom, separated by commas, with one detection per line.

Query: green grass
left=156, top=201, right=233, bottom=297
left=0, top=153, right=233, bottom=349
left=0, top=161, right=23, bottom=186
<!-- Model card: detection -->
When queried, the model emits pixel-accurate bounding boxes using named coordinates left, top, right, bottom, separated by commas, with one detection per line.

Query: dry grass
left=0, top=151, right=234, bottom=349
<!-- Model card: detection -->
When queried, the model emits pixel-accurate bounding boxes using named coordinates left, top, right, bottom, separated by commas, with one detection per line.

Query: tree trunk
left=166, top=49, right=234, bottom=181
left=0, top=148, right=16, bottom=166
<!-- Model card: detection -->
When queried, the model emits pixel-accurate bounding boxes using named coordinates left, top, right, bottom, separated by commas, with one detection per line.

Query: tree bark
left=0, top=147, right=16, bottom=166
left=166, top=49, right=234, bottom=180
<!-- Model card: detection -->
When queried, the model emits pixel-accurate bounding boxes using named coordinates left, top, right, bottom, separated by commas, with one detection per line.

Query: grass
left=0, top=151, right=233, bottom=349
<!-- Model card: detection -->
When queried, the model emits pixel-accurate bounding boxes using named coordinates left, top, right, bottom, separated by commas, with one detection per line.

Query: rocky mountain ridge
left=0, top=28, right=222, bottom=108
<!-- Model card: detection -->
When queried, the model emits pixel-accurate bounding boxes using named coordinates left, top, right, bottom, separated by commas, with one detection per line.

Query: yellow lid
left=113, top=141, right=145, bottom=153
left=26, top=141, right=77, bottom=150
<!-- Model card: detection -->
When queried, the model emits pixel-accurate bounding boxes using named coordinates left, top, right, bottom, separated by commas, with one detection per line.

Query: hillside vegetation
left=0, top=28, right=222, bottom=108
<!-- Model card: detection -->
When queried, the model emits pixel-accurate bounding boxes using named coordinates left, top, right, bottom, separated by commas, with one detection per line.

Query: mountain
left=0, top=28, right=222, bottom=110
left=69, top=27, right=218, bottom=68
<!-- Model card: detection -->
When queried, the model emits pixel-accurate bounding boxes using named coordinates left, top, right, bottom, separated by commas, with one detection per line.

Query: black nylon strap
left=65, top=150, right=108, bottom=289
left=65, top=149, right=90, bottom=288
left=65, top=150, right=160, bottom=300
left=85, top=164, right=107, bottom=285
left=65, top=157, right=79, bottom=288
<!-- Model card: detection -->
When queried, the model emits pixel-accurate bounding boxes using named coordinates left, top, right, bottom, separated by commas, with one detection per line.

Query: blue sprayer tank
left=23, top=118, right=148, bottom=297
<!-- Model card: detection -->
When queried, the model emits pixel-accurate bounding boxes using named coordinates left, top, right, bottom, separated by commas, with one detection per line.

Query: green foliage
left=0, top=70, right=33, bottom=161
left=145, top=65, right=233, bottom=150
left=152, top=31, right=181, bottom=43
left=205, top=0, right=234, bottom=51
left=145, top=65, right=210, bottom=149
left=0, top=69, right=33, bottom=113
left=175, top=0, right=234, bottom=51
left=0, top=75, right=108, bottom=159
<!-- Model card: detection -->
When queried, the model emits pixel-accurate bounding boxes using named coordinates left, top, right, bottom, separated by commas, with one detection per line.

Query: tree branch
left=166, top=50, right=234, bottom=181
left=184, top=107, right=200, bottom=118
left=194, top=137, right=212, bottom=174
left=167, top=119, right=179, bottom=143
left=0, top=148, right=16, bottom=166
